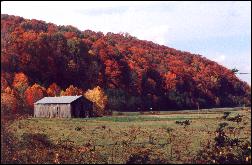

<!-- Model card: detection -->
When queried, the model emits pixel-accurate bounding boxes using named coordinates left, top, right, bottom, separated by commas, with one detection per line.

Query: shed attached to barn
left=34, top=95, right=93, bottom=118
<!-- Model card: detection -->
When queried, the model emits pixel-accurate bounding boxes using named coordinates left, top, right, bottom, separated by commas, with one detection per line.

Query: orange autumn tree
left=47, top=83, right=61, bottom=96
left=84, top=86, right=108, bottom=117
left=12, top=72, right=29, bottom=95
left=24, top=83, right=47, bottom=111
left=60, top=85, right=83, bottom=96
left=1, top=87, right=19, bottom=115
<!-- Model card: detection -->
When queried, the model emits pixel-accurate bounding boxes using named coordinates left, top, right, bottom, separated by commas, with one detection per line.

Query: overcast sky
left=1, top=1, right=251, bottom=85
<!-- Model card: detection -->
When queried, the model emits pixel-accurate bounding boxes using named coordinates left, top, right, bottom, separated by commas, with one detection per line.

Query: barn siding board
left=34, top=104, right=72, bottom=118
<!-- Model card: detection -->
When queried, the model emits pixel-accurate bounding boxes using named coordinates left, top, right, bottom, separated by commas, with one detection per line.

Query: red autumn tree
left=24, top=83, right=47, bottom=110
left=47, top=83, right=61, bottom=96
left=104, top=59, right=122, bottom=88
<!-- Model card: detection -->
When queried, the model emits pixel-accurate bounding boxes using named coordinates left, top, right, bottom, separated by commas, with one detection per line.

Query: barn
left=34, top=95, right=93, bottom=118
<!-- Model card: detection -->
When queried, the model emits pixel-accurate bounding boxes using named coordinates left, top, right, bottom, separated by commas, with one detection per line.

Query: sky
left=1, top=1, right=251, bottom=85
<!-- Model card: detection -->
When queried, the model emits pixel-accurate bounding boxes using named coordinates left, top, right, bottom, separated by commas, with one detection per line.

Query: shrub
left=175, top=120, right=191, bottom=127
left=21, top=133, right=53, bottom=148
left=227, top=114, right=244, bottom=123
left=222, top=111, right=231, bottom=119
left=193, top=115, right=251, bottom=164
left=126, top=149, right=168, bottom=164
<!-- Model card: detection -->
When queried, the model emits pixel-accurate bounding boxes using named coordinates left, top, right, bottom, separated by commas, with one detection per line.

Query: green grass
left=7, top=108, right=251, bottom=163
left=86, top=116, right=204, bottom=122
left=112, top=107, right=247, bottom=116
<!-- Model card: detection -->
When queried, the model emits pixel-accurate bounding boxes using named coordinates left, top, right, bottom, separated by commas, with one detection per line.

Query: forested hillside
left=1, top=14, right=251, bottom=115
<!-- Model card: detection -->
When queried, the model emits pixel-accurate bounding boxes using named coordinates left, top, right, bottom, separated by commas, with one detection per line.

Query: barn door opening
left=56, top=106, right=60, bottom=117
left=85, top=111, right=89, bottom=118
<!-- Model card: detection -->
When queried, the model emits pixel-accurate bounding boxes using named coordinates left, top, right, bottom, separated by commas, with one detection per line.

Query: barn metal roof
left=34, top=95, right=83, bottom=104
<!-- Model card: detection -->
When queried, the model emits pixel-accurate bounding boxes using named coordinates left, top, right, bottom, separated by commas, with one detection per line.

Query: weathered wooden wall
left=34, top=104, right=71, bottom=118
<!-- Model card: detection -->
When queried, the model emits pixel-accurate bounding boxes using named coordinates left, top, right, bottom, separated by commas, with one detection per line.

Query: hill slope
left=1, top=14, right=251, bottom=111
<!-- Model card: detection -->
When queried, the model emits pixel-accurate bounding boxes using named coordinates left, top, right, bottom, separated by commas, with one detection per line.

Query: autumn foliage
left=24, top=84, right=47, bottom=110
left=84, top=86, right=108, bottom=116
left=47, top=83, right=61, bottom=96
left=1, top=14, right=251, bottom=115
left=60, top=85, right=83, bottom=96
left=1, top=87, right=19, bottom=114
left=12, top=72, right=29, bottom=94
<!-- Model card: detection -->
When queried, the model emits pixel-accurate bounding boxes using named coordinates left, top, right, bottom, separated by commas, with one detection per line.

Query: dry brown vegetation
left=1, top=108, right=251, bottom=164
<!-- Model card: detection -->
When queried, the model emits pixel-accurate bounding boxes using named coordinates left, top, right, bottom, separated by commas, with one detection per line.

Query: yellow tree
left=84, top=86, right=108, bottom=117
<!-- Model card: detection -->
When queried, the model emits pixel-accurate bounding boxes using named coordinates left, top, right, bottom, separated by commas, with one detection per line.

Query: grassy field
left=6, top=108, right=251, bottom=163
